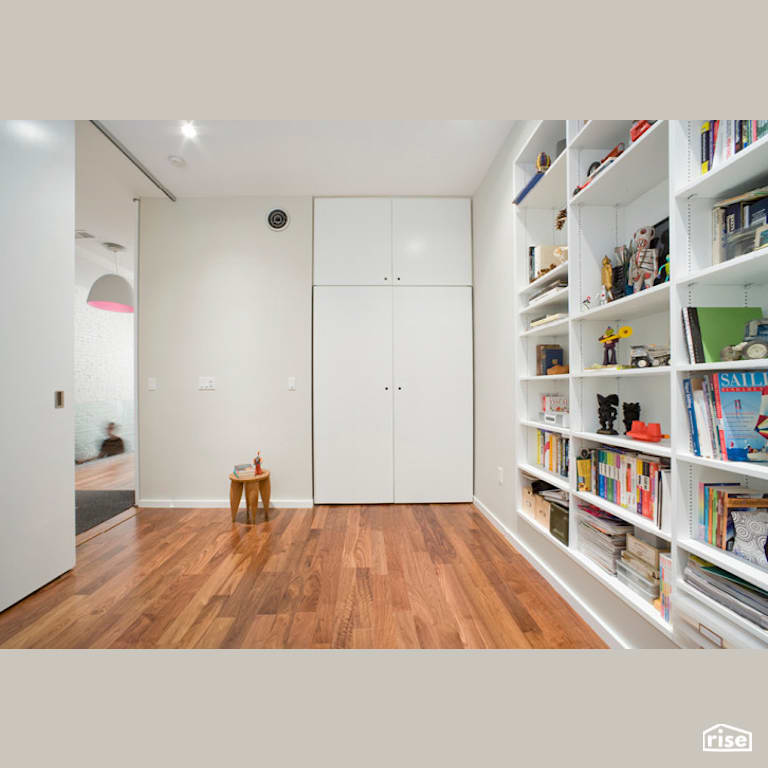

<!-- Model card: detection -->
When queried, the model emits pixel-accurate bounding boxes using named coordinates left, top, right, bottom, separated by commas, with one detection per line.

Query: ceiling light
left=181, top=121, right=197, bottom=139
left=168, top=155, right=186, bottom=168
left=87, top=242, right=133, bottom=313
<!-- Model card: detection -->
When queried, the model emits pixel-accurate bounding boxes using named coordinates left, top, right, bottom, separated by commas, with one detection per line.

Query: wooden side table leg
left=229, top=480, right=243, bottom=523
left=246, top=484, right=260, bottom=523
left=260, top=475, right=271, bottom=518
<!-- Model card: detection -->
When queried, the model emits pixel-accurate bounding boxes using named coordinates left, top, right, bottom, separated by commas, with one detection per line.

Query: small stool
left=229, top=470, right=271, bottom=523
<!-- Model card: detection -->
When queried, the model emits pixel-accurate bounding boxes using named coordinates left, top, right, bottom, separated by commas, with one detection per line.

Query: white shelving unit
left=513, top=119, right=768, bottom=648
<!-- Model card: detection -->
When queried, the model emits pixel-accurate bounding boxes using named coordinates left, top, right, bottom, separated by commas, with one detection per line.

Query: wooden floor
left=75, top=453, right=135, bottom=491
left=0, top=504, right=606, bottom=649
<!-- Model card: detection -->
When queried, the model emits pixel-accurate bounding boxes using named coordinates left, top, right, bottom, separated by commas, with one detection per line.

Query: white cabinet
left=313, top=197, right=471, bottom=286
left=393, top=287, right=473, bottom=502
left=313, top=198, right=392, bottom=285
left=313, top=287, right=394, bottom=503
left=392, top=198, right=472, bottom=285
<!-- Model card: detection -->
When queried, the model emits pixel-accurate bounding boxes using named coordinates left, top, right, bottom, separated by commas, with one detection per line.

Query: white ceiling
left=100, top=121, right=514, bottom=198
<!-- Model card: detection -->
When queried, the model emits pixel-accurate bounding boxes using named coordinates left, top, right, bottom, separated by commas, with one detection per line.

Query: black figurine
left=597, top=393, right=620, bottom=435
left=622, top=402, right=641, bottom=435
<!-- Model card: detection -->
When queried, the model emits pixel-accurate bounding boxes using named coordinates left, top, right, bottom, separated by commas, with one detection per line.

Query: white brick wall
left=74, top=282, right=134, bottom=459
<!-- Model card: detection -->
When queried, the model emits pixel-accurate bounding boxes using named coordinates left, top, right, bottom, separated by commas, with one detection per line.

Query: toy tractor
left=721, top=319, right=768, bottom=361
left=630, top=344, right=671, bottom=368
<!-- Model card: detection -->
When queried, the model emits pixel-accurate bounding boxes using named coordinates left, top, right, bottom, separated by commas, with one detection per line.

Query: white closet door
left=313, top=198, right=392, bottom=285
left=313, top=286, right=394, bottom=503
left=392, top=198, right=472, bottom=285
left=393, top=287, right=473, bottom=502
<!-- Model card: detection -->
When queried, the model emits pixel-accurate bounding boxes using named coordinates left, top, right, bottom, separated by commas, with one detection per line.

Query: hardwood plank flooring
left=0, top=504, right=606, bottom=649
left=75, top=453, right=134, bottom=491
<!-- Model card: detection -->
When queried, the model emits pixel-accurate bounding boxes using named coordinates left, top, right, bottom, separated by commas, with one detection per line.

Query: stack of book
left=576, top=502, right=632, bottom=574
left=683, top=371, right=768, bottom=462
left=683, top=556, right=768, bottom=630
left=535, top=344, right=564, bottom=375
left=700, top=120, right=768, bottom=176
left=657, top=552, right=672, bottom=622
left=529, top=279, right=567, bottom=304
left=576, top=446, right=670, bottom=530
left=233, top=462, right=255, bottom=478
left=535, top=429, right=568, bottom=478
left=710, top=183, right=768, bottom=264
left=528, top=312, right=566, bottom=330
left=681, top=305, right=764, bottom=364
left=616, top=533, right=665, bottom=604
left=696, top=482, right=768, bottom=551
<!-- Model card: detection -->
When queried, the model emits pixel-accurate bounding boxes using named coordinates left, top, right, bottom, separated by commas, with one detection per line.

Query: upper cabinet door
left=392, top=198, right=472, bottom=285
left=314, top=198, right=392, bottom=285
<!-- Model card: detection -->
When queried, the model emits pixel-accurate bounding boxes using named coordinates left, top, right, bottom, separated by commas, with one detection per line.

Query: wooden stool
left=228, top=470, right=271, bottom=523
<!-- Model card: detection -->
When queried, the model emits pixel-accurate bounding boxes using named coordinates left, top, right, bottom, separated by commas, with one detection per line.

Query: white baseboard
left=472, top=495, right=628, bottom=649
left=137, top=498, right=314, bottom=510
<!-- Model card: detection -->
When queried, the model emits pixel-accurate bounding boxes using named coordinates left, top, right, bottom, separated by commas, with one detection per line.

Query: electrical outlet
left=147, top=377, right=157, bottom=391
left=498, top=466, right=504, bottom=485
left=198, top=376, right=216, bottom=391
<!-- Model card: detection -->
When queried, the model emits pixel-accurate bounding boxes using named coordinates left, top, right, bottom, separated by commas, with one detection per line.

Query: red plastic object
left=625, top=421, right=669, bottom=442
left=630, top=121, right=652, bottom=142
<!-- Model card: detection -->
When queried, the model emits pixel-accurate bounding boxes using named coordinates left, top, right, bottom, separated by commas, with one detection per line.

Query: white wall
left=138, top=197, right=313, bottom=506
left=0, top=121, right=75, bottom=611
left=472, top=123, right=676, bottom=648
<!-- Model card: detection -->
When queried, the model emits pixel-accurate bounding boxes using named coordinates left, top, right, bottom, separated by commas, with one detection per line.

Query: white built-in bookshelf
left=513, top=120, right=768, bottom=648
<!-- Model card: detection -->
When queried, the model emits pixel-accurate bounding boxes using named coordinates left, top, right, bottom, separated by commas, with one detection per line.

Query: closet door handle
left=397, top=386, right=403, bottom=391
left=384, top=386, right=389, bottom=390
left=384, top=276, right=389, bottom=281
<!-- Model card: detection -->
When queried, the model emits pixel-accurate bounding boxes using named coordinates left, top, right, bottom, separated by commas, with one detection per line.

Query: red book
left=711, top=374, right=729, bottom=459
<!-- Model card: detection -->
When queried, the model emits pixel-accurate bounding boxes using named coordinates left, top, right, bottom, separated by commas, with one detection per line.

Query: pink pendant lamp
left=87, top=242, right=134, bottom=313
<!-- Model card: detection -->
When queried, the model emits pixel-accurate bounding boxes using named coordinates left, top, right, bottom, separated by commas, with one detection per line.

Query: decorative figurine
left=630, top=344, right=670, bottom=368
left=622, top=402, right=641, bottom=435
left=628, top=226, right=658, bottom=293
left=555, top=208, right=567, bottom=231
left=625, top=421, right=670, bottom=443
left=254, top=451, right=263, bottom=475
left=536, top=152, right=551, bottom=173
left=597, top=393, right=620, bottom=435
left=598, top=325, right=633, bottom=366
left=582, top=295, right=592, bottom=312
left=600, top=255, right=614, bottom=302
left=654, top=253, right=670, bottom=284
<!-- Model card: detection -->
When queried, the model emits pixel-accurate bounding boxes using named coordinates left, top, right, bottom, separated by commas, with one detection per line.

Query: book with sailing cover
left=714, top=371, right=768, bottom=462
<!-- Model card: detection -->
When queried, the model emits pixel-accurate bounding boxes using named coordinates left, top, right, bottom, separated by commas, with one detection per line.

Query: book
left=713, top=371, right=768, bottom=461
left=683, top=378, right=701, bottom=456
left=535, top=344, right=563, bottom=375
left=693, top=306, right=763, bottom=363
left=233, top=462, right=254, bottom=478
left=513, top=172, right=544, bottom=205
left=529, top=312, right=566, bottom=329
left=700, top=121, right=711, bottom=174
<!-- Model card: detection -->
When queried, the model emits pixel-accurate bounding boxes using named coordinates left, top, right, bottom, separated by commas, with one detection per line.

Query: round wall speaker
left=266, top=208, right=289, bottom=231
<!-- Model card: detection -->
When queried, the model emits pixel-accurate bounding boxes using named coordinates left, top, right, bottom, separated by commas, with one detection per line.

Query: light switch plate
left=147, top=377, right=157, bottom=391
left=198, top=376, right=216, bottom=391
left=288, top=376, right=296, bottom=391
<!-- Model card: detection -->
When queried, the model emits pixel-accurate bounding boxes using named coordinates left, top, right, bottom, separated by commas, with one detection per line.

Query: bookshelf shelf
left=521, top=419, right=570, bottom=436
left=519, top=261, right=569, bottom=297
left=677, top=359, right=768, bottom=373
left=677, top=538, right=768, bottom=592
left=573, top=490, right=671, bottom=541
left=572, top=431, right=671, bottom=458
left=574, top=367, right=670, bottom=379
left=570, top=120, right=669, bottom=207
left=574, top=282, right=670, bottom=322
left=519, top=317, right=569, bottom=337
left=520, top=374, right=570, bottom=382
left=674, top=134, right=768, bottom=200
left=519, top=462, right=570, bottom=491
left=520, top=286, right=569, bottom=313
left=517, top=150, right=568, bottom=209
left=676, top=246, right=768, bottom=287
left=514, top=120, right=567, bottom=165
left=675, top=579, right=768, bottom=644
left=677, top=453, right=768, bottom=482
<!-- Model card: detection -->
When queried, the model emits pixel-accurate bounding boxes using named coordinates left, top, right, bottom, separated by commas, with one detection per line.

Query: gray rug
left=75, top=490, right=135, bottom=535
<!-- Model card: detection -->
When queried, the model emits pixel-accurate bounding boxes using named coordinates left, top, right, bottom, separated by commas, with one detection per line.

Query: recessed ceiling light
left=168, top=155, right=186, bottom=168
left=181, top=121, right=197, bottom=139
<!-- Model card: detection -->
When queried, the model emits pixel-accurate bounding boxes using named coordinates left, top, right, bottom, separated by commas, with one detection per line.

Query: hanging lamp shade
left=87, top=273, right=134, bottom=313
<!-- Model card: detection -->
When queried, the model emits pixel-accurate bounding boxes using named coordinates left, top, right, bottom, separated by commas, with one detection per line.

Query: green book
left=695, top=306, right=763, bottom=362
